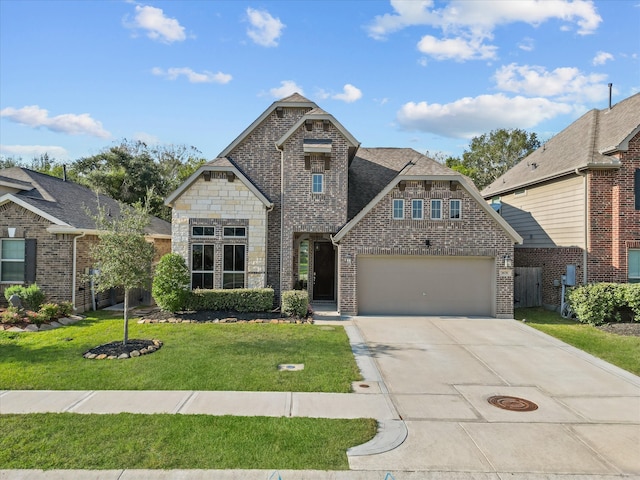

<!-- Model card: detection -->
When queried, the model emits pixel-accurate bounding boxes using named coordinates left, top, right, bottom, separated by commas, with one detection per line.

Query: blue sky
left=1, top=0, right=638, bottom=163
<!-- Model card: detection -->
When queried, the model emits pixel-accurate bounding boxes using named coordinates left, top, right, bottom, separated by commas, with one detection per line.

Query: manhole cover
left=487, top=395, right=538, bottom=412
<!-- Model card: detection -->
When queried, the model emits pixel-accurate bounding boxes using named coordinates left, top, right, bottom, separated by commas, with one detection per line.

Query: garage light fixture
left=425, top=239, right=431, bottom=247
left=503, top=254, right=512, bottom=268
left=344, top=253, right=353, bottom=266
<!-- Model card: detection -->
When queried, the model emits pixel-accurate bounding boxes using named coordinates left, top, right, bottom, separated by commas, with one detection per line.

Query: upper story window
left=312, top=173, right=324, bottom=194
left=223, top=226, right=246, bottom=238
left=430, top=199, right=442, bottom=220
left=450, top=199, right=462, bottom=219
left=629, top=249, right=640, bottom=283
left=392, top=199, right=404, bottom=219
left=192, top=226, right=215, bottom=237
left=411, top=199, right=423, bottom=220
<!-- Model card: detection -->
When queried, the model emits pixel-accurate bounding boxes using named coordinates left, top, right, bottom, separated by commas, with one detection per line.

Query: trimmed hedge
left=187, top=288, right=274, bottom=313
left=568, top=283, right=640, bottom=326
left=281, top=290, right=309, bottom=318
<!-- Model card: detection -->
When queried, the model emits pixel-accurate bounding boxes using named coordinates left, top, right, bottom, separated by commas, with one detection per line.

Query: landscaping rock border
left=0, top=315, right=84, bottom=332
left=83, top=339, right=163, bottom=360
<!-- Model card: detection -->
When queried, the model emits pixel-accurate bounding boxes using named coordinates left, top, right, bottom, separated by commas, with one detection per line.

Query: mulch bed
left=597, top=322, right=640, bottom=337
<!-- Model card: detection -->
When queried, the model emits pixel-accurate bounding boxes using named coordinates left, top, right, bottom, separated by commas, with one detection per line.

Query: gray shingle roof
left=0, top=167, right=171, bottom=236
left=347, top=148, right=458, bottom=220
left=482, top=93, right=640, bottom=197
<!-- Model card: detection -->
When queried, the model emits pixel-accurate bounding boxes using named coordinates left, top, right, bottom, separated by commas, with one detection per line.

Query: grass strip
left=0, top=413, right=377, bottom=470
left=0, top=311, right=360, bottom=392
left=515, top=307, right=640, bottom=375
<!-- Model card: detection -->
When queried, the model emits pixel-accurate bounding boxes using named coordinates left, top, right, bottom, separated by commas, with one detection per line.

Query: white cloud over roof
left=593, top=51, right=614, bottom=66
left=127, top=4, right=187, bottom=43
left=246, top=8, right=285, bottom=47
left=332, top=84, right=363, bottom=103
left=152, top=67, right=232, bottom=84
left=397, top=94, right=574, bottom=139
left=0, top=144, right=69, bottom=158
left=270, top=80, right=303, bottom=98
left=0, top=105, right=111, bottom=138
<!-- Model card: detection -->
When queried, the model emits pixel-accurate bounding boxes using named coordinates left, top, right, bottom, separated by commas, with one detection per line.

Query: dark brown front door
left=313, top=242, right=335, bottom=301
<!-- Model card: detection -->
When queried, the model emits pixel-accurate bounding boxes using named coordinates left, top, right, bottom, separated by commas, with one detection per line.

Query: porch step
left=310, top=302, right=343, bottom=321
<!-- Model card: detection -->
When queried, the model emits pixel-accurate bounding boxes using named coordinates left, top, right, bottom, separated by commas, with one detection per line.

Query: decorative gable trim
left=165, top=162, right=273, bottom=209
left=333, top=175, right=522, bottom=244
left=275, top=113, right=360, bottom=150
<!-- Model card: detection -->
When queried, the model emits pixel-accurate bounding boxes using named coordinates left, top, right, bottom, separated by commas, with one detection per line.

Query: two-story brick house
left=167, top=94, right=522, bottom=317
left=482, top=93, right=640, bottom=310
left=0, top=168, right=171, bottom=311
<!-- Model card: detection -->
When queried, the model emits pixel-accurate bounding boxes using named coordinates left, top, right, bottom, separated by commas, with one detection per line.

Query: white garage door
left=357, top=255, right=495, bottom=316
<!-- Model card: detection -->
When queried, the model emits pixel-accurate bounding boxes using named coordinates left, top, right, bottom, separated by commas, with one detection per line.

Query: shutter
left=635, top=169, right=640, bottom=210
left=25, top=239, right=37, bottom=283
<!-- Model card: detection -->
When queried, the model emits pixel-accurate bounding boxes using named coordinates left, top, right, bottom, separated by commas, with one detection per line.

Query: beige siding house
left=483, top=93, right=640, bottom=309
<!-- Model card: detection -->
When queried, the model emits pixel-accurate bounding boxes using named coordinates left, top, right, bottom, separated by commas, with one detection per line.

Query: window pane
left=203, top=272, right=214, bottom=289
left=192, top=273, right=204, bottom=289
left=431, top=200, right=442, bottom=219
left=203, top=245, right=214, bottom=270
left=2, top=240, right=25, bottom=260
left=412, top=200, right=423, bottom=219
left=312, top=174, right=323, bottom=193
left=629, top=250, right=640, bottom=279
left=450, top=199, right=461, bottom=219
left=192, top=226, right=203, bottom=236
left=2, top=261, right=25, bottom=282
left=192, top=244, right=203, bottom=270
left=223, top=245, right=234, bottom=271
left=393, top=199, right=404, bottom=219
left=224, top=227, right=246, bottom=237
left=223, top=272, right=244, bottom=289
left=234, top=245, right=245, bottom=271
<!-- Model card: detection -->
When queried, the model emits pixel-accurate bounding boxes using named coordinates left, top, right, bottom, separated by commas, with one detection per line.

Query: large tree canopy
left=446, top=128, right=541, bottom=190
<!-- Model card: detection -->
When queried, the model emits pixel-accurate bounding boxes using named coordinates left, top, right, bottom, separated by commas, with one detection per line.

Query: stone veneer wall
left=171, top=173, right=268, bottom=289
left=337, top=180, right=516, bottom=317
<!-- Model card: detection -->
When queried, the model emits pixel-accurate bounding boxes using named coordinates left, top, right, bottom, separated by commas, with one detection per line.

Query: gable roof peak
left=278, top=92, right=313, bottom=104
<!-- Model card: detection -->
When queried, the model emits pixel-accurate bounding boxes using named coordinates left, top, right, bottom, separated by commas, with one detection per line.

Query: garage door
left=357, top=256, right=494, bottom=316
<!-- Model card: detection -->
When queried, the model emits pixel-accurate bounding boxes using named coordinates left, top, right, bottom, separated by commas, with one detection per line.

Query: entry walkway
left=1, top=316, right=639, bottom=479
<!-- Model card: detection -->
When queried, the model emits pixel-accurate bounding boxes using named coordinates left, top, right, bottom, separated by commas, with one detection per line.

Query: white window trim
left=192, top=226, right=215, bottom=237
left=629, top=249, right=640, bottom=283
left=392, top=199, right=404, bottom=220
left=430, top=199, right=442, bottom=220
left=0, top=238, right=25, bottom=284
left=411, top=199, right=423, bottom=220
left=449, top=199, right=462, bottom=220
left=312, top=173, right=324, bottom=194
left=223, top=244, right=246, bottom=289
left=191, top=244, right=215, bottom=290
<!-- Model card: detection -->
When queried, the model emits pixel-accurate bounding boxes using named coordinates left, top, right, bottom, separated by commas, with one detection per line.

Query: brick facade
left=338, top=180, right=515, bottom=317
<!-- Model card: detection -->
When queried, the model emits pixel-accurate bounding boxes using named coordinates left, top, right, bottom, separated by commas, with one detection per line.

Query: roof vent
left=529, top=162, right=537, bottom=171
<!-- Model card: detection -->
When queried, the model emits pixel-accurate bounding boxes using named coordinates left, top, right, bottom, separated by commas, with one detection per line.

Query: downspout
left=575, top=168, right=588, bottom=284
left=275, top=143, right=285, bottom=299
left=265, top=203, right=274, bottom=288
left=72, top=231, right=86, bottom=312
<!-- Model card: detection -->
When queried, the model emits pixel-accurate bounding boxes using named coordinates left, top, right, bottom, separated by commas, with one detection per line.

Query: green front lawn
left=0, top=311, right=360, bottom=391
left=515, top=308, right=640, bottom=376
left=0, top=414, right=376, bottom=470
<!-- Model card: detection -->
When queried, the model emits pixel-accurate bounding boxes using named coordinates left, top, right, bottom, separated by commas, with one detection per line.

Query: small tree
left=90, top=201, right=156, bottom=344
left=152, top=253, right=190, bottom=312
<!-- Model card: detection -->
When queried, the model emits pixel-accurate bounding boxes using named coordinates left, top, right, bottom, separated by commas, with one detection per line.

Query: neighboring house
left=166, top=93, right=522, bottom=317
left=482, top=93, right=640, bottom=310
left=0, top=168, right=171, bottom=311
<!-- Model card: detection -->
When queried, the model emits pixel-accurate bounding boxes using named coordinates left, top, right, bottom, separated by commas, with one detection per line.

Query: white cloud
left=246, top=8, right=285, bottom=47
left=132, top=132, right=161, bottom=145
left=0, top=105, right=111, bottom=138
left=0, top=144, right=69, bottom=158
left=269, top=80, right=303, bottom=98
left=518, top=37, right=535, bottom=51
left=397, top=94, right=573, bottom=138
left=332, top=84, right=363, bottom=103
left=152, top=67, right=232, bottom=84
left=494, top=63, right=608, bottom=102
left=367, top=1, right=601, bottom=62
left=135, top=5, right=186, bottom=42
left=417, top=35, right=497, bottom=61
left=125, top=4, right=186, bottom=43
left=593, top=51, right=614, bottom=66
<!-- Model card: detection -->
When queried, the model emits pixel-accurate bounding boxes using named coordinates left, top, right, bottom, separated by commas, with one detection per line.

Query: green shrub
left=37, top=303, right=61, bottom=324
left=281, top=290, right=309, bottom=318
left=3, top=283, right=46, bottom=310
left=58, top=301, right=74, bottom=317
left=187, top=288, right=274, bottom=312
left=568, top=283, right=639, bottom=325
left=152, top=253, right=191, bottom=312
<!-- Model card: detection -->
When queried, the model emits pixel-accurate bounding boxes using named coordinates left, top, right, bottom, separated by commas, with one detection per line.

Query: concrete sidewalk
left=1, top=316, right=639, bottom=479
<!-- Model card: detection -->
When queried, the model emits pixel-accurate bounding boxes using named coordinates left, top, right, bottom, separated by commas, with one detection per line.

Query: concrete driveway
left=349, top=316, right=640, bottom=476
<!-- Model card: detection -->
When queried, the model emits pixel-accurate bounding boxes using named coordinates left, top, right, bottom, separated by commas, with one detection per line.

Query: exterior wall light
left=503, top=254, right=513, bottom=268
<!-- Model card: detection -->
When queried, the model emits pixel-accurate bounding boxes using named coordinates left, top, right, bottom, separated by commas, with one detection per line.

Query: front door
left=313, top=242, right=335, bottom=301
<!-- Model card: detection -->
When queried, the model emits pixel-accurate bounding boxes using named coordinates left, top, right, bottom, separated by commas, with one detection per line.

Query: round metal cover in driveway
left=487, top=395, right=538, bottom=412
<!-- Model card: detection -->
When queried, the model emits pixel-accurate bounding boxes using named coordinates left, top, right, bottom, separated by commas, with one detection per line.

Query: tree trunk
left=123, top=289, right=129, bottom=345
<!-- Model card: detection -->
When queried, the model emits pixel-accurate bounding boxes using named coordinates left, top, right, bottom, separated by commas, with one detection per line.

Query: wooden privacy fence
left=514, top=267, right=542, bottom=308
